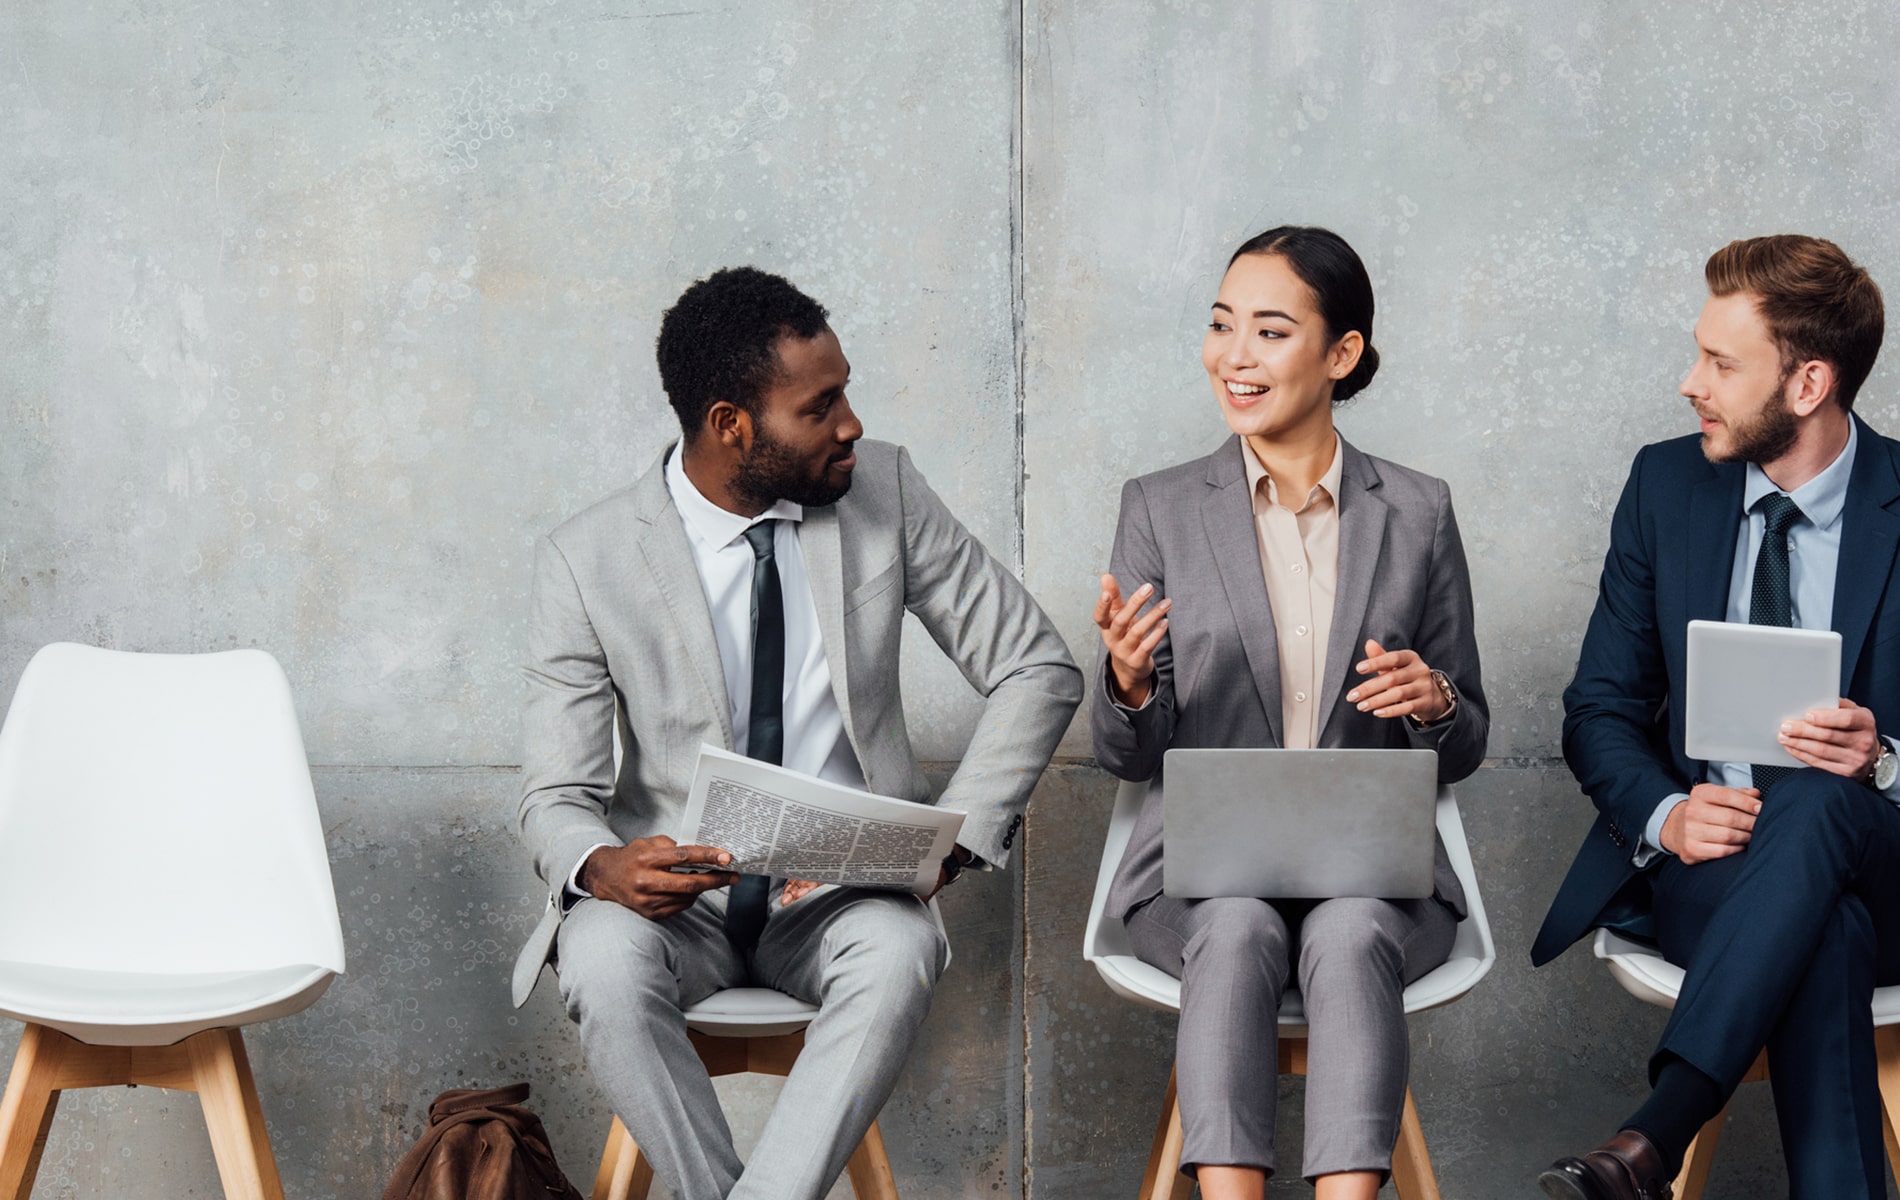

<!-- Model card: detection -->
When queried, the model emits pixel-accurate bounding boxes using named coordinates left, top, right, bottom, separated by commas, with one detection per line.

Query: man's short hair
left=1705, top=235, right=1885, bottom=411
left=656, top=267, right=830, bottom=439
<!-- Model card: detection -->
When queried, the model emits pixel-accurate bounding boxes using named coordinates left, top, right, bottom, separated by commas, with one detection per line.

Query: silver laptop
left=1161, top=748, right=1437, bottom=900
left=1684, top=619, right=1841, bottom=768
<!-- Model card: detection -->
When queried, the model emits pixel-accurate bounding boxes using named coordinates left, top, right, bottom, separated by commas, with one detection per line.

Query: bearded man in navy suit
left=1534, top=235, right=1900, bottom=1200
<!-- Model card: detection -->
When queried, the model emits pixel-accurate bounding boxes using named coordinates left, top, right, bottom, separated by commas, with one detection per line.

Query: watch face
left=1878, top=752, right=1899, bottom=790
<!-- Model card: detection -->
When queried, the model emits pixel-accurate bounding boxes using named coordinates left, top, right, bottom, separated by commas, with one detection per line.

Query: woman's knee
left=1298, top=899, right=1404, bottom=986
left=1183, top=897, right=1290, bottom=965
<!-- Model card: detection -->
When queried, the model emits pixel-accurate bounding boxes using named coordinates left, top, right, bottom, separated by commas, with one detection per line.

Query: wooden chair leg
left=1670, top=1107, right=1727, bottom=1200
left=0, top=1025, right=65, bottom=1200
left=844, top=1118, right=899, bottom=1200
left=1136, top=1066, right=1193, bottom=1200
left=1875, top=1025, right=1900, bottom=1185
left=186, top=1029, right=285, bottom=1200
left=1388, top=1087, right=1440, bottom=1200
left=591, top=1114, right=653, bottom=1200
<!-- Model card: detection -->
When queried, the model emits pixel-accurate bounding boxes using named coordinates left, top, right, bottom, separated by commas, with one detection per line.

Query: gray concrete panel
left=1, top=0, right=1019, bottom=766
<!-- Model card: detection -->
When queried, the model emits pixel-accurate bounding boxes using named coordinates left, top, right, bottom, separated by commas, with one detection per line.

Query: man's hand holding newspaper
left=678, top=746, right=967, bottom=900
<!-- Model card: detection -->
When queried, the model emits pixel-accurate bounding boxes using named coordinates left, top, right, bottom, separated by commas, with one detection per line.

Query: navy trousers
left=1650, top=768, right=1900, bottom=1199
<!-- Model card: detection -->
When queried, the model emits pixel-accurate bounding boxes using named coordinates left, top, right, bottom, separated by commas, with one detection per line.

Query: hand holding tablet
left=1684, top=620, right=1842, bottom=768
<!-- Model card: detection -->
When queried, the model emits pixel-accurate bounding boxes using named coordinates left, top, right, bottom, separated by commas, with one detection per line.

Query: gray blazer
left=1092, top=435, right=1488, bottom=921
left=511, top=439, right=1082, bottom=1002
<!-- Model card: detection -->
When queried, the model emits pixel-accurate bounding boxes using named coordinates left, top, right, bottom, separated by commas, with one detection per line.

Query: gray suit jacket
left=512, top=438, right=1082, bottom=1002
left=1092, top=435, right=1488, bottom=921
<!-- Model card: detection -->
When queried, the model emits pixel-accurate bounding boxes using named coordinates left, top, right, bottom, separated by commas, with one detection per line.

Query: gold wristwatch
left=1407, top=669, right=1458, bottom=729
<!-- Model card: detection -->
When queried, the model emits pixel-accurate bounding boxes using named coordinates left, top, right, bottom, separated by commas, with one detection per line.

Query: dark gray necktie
left=724, top=521, right=783, bottom=950
left=1749, top=493, right=1804, bottom=794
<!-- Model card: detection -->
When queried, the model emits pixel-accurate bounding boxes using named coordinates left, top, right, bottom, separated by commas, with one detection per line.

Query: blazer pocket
left=844, top=558, right=903, bottom=615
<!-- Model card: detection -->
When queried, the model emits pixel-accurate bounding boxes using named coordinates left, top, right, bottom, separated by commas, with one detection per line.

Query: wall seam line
left=1013, top=1, right=1032, bottom=1197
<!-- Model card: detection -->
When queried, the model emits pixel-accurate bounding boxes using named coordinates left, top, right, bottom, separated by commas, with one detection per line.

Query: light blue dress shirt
left=1639, top=421, right=1900, bottom=863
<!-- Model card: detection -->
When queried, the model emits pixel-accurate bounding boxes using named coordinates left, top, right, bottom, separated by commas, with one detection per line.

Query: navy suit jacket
left=1531, top=415, right=1900, bottom=967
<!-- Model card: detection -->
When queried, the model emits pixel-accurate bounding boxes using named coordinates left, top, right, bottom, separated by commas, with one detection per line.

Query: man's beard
left=1703, top=369, right=1799, bottom=465
left=730, top=424, right=853, bottom=511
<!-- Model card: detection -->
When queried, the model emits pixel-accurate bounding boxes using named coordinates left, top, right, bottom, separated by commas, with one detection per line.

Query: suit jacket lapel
left=1686, top=464, right=1743, bottom=626
left=1834, top=416, right=1900, bottom=691
left=1202, top=440, right=1283, bottom=747
left=1318, top=440, right=1388, bottom=729
left=797, top=504, right=862, bottom=760
left=631, top=452, right=735, bottom=750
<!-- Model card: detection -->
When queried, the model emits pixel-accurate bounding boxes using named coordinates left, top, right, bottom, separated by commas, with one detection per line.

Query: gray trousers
left=556, top=884, right=947, bottom=1200
left=1125, top=894, right=1456, bottom=1180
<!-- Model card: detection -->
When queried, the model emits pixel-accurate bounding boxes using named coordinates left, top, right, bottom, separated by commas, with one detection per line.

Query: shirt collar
left=665, top=443, right=805, bottom=551
left=1743, top=418, right=1856, bottom=532
left=1240, top=434, right=1344, bottom=513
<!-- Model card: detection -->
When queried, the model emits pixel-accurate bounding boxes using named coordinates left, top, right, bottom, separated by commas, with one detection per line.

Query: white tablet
left=1684, top=620, right=1841, bottom=768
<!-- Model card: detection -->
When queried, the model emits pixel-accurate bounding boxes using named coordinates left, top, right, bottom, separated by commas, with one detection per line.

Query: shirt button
left=1291, top=563, right=1304, bottom=573
left=1295, top=625, right=1308, bottom=636
left=1294, top=691, right=1307, bottom=703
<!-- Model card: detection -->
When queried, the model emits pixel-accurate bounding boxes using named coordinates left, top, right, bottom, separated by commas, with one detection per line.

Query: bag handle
left=429, top=1083, right=533, bottom=1120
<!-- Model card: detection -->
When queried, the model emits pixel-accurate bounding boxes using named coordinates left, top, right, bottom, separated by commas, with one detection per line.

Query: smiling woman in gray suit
left=1091, top=227, right=1489, bottom=1200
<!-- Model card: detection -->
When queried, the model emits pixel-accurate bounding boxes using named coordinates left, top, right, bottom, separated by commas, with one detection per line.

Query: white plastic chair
left=589, top=987, right=900, bottom=1200
left=1593, top=927, right=1900, bottom=1198
left=0, top=642, right=345, bottom=1200
left=1083, top=779, right=1495, bottom=1200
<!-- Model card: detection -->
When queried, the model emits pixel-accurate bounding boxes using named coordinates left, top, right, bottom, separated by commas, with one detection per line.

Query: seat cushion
left=683, top=986, right=820, bottom=1037
left=0, top=960, right=335, bottom=1045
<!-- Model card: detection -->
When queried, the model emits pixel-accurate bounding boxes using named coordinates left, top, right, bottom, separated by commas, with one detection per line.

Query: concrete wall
left=5, top=1, right=1899, bottom=1196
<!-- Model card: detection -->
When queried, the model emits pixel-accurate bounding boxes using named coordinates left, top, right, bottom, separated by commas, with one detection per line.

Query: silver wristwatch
left=1869, top=739, right=1898, bottom=790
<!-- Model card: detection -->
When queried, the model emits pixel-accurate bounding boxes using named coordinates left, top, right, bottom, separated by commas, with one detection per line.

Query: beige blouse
left=1239, top=436, right=1344, bottom=749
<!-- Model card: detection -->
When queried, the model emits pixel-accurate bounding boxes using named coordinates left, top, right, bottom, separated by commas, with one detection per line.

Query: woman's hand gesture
left=1093, top=573, right=1171, bottom=708
left=1346, top=639, right=1452, bottom=724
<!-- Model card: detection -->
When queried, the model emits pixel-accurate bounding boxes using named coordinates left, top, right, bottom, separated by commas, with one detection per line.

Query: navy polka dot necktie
left=1749, top=492, right=1803, bottom=793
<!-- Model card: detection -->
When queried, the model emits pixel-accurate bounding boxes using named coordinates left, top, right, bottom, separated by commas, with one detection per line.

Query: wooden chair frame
left=591, top=1027, right=898, bottom=1200
left=1668, top=1026, right=1900, bottom=1199
left=0, top=1023, right=285, bottom=1200
left=1136, top=1039, right=1438, bottom=1200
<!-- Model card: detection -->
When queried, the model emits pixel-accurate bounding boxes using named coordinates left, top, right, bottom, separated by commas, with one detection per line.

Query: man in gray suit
left=511, top=266, right=1080, bottom=1200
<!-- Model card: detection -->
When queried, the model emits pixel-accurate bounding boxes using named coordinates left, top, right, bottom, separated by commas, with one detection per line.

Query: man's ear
left=1787, top=359, right=1838, bottom=417
left=705, top=400, right=751, bottom=449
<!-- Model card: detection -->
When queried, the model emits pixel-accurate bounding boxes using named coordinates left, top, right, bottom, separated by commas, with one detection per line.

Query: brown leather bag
left=380, top=1083, right=585, bottom=1200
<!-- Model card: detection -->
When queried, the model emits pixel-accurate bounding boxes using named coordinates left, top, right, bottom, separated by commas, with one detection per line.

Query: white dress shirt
left=566, top=446, right=866, bottom=896
left=663, top=446, right=867, bottom=787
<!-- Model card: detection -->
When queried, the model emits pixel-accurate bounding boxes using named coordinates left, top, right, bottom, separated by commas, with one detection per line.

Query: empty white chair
left=0, top=642, right=345, bottom=1200
left=1593, top=927, right=1900, bottom=1198
left=1083, top=779, right=1495, bottom=1200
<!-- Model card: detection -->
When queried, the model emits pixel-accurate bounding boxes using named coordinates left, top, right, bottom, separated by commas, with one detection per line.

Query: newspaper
left=678, top=745, right=964, bottom=894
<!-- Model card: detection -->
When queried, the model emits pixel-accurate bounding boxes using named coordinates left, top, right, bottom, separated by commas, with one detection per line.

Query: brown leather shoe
left=1538, top=1130, right=1674, bottom=1200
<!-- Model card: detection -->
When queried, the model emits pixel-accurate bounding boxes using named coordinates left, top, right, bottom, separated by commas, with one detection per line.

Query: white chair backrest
left=0, top=643, right=345, bottom=976
left=1083, top=776, right=1495, bottom=974
left=1082, top=780, right=1146, bottom=965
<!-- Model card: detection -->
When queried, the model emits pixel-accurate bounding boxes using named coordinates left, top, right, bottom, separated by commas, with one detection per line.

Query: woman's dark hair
left=1228, top=226, right=1380, bottom=403
left=656, top=266, right=831, bottom=440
